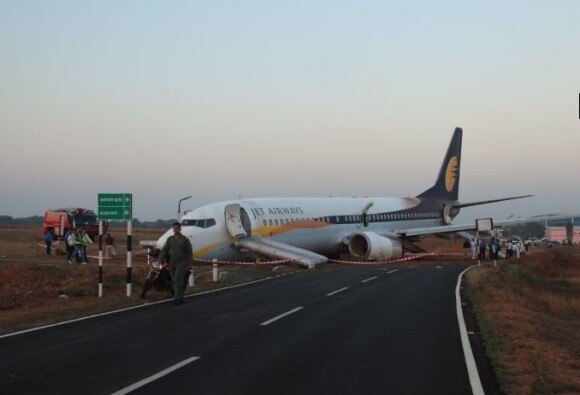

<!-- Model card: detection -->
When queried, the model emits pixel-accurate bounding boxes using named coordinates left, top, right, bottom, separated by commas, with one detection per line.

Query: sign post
left=98, top=193, right=133, bottom=297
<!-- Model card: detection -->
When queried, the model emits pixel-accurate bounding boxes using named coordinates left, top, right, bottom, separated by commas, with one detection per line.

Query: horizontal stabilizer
left=454, top=195, right=533, bottom=209
left=398, top=213, right=579, bottom=238
left=234, top=236, right=328, bottom=268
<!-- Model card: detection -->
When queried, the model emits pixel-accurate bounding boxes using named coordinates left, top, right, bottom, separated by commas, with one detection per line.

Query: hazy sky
left=1, top=1, right=579, bottom=222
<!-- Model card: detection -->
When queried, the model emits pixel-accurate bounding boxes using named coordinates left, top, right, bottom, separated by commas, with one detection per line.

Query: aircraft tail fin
left=417, top=127, right=462, bottom=201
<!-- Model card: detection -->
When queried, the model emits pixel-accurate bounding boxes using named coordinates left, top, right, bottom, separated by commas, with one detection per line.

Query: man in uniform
left=159, top=222, right=193, bottom=305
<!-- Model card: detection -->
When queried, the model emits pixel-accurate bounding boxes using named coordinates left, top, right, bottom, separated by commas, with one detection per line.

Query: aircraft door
left=224, top=204, right=252, bottom=239
left=361, top=201, right=374, bottom=228
left=240, top=208, right=252, bottom=236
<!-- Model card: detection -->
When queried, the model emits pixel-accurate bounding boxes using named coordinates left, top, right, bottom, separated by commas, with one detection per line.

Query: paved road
left=0, top=261, right=474, bottom=395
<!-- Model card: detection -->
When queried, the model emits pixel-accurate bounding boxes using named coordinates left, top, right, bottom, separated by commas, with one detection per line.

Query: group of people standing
left=467, top=237, right=527, bottom=261
left=505, top=240, right=525, bottom=259
left=43, top=228, right=117, bottom=264
left=65, top=228, right=94, bottom=264
left=467, top=237, right=503, bottom=261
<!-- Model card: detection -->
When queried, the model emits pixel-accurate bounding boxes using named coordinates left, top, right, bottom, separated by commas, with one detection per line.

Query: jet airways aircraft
left=154, top=128, right=575, bottom=268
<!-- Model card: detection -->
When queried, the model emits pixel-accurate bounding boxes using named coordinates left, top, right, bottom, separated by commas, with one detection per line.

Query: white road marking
left=111, top=356, right=201, bottom=395
left=456, top=266, right=484, bottom=395
left=387, top=269, right=399, bottom=274
left=0, top=275, right=283, bottom=340
left=260, top=307, right=303, bottom=326
left=326, top=287, right=349, bottom=296
left=361, top=276, right=378, bottom=283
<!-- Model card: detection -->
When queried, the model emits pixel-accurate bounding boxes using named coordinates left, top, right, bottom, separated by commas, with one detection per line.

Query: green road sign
left=98, top=193, right=132, bottom=220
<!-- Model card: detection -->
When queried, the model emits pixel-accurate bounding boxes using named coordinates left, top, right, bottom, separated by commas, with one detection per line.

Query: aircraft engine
left=348, top=232, right=403, bottom=261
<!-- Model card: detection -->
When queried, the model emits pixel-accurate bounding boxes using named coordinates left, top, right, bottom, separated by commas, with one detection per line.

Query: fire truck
left=42, top=208, right=106, bottom=241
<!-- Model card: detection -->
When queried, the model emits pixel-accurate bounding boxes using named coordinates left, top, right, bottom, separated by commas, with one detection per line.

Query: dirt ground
left=0, top=226, right=291, bottom=334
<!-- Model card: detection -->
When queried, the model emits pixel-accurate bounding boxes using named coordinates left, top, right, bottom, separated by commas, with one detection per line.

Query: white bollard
left=189, top=271, right=195, bottom=287
left=213, top=259, right=219, bottom=282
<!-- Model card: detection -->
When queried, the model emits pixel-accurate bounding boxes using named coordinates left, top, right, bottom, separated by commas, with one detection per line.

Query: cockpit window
left=181, top=218, right=216, bottom=228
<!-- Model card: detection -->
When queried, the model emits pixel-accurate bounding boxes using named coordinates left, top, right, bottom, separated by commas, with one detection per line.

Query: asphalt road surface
left=0, top=261, right=479, bottom=395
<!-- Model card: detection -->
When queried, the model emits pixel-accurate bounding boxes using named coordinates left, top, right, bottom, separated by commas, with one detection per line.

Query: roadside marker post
left=98, top=193, right=133, bottom=297
left=127, top=220, right=132, bottom=297
left=98, top=220, right=103, bottom=297
left=213, top=259, right=219, bottom=282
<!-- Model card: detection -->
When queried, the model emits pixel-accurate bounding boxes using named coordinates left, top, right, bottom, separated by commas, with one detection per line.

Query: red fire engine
left=43, top=208, right=107, bottom=240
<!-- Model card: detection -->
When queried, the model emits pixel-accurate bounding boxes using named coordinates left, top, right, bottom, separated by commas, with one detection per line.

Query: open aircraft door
left=224, top=204, right=252, bottom=239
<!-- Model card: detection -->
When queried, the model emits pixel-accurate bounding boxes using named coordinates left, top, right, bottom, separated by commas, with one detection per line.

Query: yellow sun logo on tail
left=445, top=156, right=458, bottom=192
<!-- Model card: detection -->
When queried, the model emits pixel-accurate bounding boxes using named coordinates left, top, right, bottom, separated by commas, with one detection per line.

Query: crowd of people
left=46, top=229, right=115, bottom=264
left=42, top=227, right=117, bottom=264
left=466, top=237, right=527, bottom=261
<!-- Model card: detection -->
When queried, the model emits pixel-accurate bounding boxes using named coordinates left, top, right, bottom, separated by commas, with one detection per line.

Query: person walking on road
left=158, top=222, right=193, bottom=305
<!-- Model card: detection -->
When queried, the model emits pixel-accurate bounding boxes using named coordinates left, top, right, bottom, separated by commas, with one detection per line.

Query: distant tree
left=103, top=218, right=173, bottom=229
left=18, top=216, right=43, bottom=225
left=0, top=215, right=14, bottom=225
left=0, top=215, right=43, bottom=225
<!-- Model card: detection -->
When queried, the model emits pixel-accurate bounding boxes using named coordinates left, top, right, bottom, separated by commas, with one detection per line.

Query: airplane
left=152, top=127, right=577, bottom=268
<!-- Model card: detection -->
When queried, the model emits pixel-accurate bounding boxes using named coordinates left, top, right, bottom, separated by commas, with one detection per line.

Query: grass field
left=467, top=247, right=580, bottom=394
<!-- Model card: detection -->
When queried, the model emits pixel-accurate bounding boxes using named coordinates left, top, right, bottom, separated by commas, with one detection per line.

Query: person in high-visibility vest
left=80, top=228, right=93, bottom=264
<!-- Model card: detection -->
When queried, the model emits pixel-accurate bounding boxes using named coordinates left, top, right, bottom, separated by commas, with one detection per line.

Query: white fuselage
left=158, top=197, right=446, bottom=262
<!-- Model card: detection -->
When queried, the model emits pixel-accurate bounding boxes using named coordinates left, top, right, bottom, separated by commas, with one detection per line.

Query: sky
left=1, top=1, right=579, bottom=222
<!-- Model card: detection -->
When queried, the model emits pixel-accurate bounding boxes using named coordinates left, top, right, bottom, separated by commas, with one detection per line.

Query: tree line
left=0, top=215, right=175, bottom=229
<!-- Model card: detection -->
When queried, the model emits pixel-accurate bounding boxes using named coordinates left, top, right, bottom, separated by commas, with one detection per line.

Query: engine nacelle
left=348, top=232, right=403, bottom=261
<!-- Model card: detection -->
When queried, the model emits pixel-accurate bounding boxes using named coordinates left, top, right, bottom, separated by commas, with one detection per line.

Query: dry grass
left=0, top=225, right=285, bottom=335
left=467, top=247, right=580, bottom=394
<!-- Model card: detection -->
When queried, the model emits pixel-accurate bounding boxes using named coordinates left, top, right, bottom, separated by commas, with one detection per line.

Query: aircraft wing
left=396, top=213, right=579, bottom=238
left=233, top=236, right=328, bottom=269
